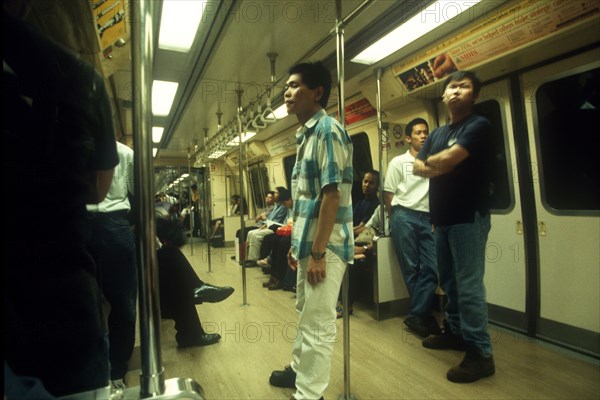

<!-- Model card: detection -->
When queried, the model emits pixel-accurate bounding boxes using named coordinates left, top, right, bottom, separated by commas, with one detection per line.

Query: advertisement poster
left=393, top=0, right=599, bottom=92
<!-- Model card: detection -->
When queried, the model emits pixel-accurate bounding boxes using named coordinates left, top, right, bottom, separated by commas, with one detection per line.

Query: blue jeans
left=435, top=211, right=492, bottom=357
left=87, top=211, right=137, bottom=380
left=390, top=206, right=438, bottom=317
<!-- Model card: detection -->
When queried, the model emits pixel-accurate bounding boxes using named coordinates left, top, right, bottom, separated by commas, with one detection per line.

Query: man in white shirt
left=383, top=118, right=440, bottom=338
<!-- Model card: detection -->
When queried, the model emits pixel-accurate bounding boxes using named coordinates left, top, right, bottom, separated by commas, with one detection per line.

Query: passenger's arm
left=88, top=168, right=114, bottom=203
left=414, top=144, right=469, bottom=178
left=307, top=184, right=340, bottom=285
left=383, top=191, right=394, bottom=216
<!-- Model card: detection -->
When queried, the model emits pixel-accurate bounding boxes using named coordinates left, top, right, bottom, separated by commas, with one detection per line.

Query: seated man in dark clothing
left=155, top=218, right=234, bottom=348
left=337, top=170, right=381, bottom=317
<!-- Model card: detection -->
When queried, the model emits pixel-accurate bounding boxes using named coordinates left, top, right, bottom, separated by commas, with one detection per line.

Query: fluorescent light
left=227, top=131, right=257, bottom=146
left=152, top=127, right=164, bottom=143
left=158, top=1, right=204, bottom=52
left=181, top=173, right=189, bottom=178
left=152, top=148, right=158, bottom=157
left=208, top=150, right=227, bottom=159
left=273, top=104, right=288, bottom=119
left=351, top=0, right=482, bottom=65
left=152, top=80, right=179, bottom=116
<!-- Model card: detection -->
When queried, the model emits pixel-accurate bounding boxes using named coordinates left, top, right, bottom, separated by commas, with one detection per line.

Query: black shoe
left=403, top=315, right=431, bottom=337
left=447, top=351, right=495, bottom=383
left=194, top=284, right=234, bottom=304
left=283, top=285, right=296, bottom=293
left=426, top=315, right=442, bottom=335
left=177, top=333, right=221, bottom=348
left=422, top=320, right=466, bottom=350
left=262, top=266, right=272, bottom=274
left=244, top=259, right=258, bottom=267
left=262, top=277, right=277, bottom=288
left=269, top=365, right=296, bottom=388
left=268, top=281, right=283, bottom=290
left=230, top=256, right=236, bottom=260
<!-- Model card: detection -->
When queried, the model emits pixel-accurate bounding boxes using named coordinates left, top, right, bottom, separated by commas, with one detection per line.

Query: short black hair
left=363, top=170, right=380, bottom=185
left=405, top=118, right=429, bottom=137
left=442, top=70, right=482, bottom=96
left=277, top=187, right=292, bottom=202
left=288, top=61, right=332, bottom=108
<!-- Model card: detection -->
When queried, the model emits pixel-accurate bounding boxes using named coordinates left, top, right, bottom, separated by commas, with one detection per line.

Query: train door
left=521, top=49, right=600, bottom=355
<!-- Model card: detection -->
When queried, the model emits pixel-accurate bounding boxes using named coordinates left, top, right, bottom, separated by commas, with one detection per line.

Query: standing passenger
left=86, top=141, right=137, bottom=389
left=3, top=11, right=118, bottom=396
left=414, top=70, right=495, bottom=383
left=383, top=118, right=440, bottom=337
left=269, top=61, right=354, bottom=400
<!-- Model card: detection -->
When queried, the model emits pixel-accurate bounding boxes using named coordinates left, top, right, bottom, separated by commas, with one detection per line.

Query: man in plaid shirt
left=269, top=61, right=354, bottom=400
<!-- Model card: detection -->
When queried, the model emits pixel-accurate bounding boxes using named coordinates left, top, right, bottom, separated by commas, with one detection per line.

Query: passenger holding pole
left=383, top=118, right=441, bottom=338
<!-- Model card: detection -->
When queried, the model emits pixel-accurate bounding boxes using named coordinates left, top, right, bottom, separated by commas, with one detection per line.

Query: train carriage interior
left=3, top=0, right=600, bottom=399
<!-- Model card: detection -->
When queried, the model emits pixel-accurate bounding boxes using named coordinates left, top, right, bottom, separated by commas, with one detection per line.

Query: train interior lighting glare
left=158, top=0, right=204, bottom=52
left=351, top=0, right=482, bottom=65
left=152, top=148, right=158, bottom=157
left=273, top=104, right=288, bottom=119
left=227, top=130, right=256, bottom=146
left=152, top=80, right=179, bottom=116
left=152, top=127, right=164, bottom=143
left=208, top=150, right=227, bottom=159
left=181, top=173, right=190, bottom=178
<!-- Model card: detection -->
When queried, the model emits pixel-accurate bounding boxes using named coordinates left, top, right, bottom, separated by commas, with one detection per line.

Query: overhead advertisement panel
left=392, top=0, right=600, bottom=92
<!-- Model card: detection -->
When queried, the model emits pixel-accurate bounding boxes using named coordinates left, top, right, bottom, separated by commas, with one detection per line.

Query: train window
left=248, top=162, right=270, bottom=211
left=283, top=154, right=295, bottom=190
left=351, top=132, right=374, bottom=204
left=281, top=132, right=373, bottom=204
left=535, top=68, right=600, bottom=213
left=474, top=100, right=512, bottom=212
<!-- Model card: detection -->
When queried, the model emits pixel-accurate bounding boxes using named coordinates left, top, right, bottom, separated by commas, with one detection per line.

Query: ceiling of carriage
left=105, top=0, right=405, bottom=165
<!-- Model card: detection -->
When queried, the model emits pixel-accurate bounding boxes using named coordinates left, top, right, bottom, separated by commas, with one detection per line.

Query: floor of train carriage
left=125, top=241, right=600, bottom=400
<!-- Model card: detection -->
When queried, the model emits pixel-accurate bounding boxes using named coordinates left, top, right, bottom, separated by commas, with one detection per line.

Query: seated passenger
left=155, top=218, right=234, bottom=348
left=209, top=194, right=246, bottom=240
left=336, top=170, right=380, bottom=317
left=245, top=187, right=292, bottom=265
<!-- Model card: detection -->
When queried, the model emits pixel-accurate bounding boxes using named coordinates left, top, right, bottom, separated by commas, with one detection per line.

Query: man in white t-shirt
left=383, top=118, right=440, bottom=338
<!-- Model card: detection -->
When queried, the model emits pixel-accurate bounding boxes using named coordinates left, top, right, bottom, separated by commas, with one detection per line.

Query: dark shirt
left=353, top=197, right=379, bottom=227
left=417, top=114, right=493, bottom=225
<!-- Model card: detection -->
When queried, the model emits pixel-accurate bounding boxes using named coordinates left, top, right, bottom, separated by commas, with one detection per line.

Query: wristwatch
left=311, top=250, right=326, bottom=260
left=363, top=244, right=369, bottom=253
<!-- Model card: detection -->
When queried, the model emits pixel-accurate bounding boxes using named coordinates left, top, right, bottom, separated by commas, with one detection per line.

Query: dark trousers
left=157, top=246, right=206, bottom=344
left=86, top=211, right=138, bottom=380
left=270, top=236, right=292, bottom=282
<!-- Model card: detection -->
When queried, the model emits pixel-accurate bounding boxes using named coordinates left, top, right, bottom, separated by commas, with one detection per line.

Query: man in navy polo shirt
left=414, top=70, right=495, bottom=383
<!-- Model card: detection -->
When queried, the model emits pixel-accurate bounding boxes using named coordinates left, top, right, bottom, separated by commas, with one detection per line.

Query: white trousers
left=246, top=227, right=274, bottom=260
left=292, top=251, right=346, bottom=400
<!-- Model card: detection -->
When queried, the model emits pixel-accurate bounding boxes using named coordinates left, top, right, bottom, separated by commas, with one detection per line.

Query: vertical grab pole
left=188, top=153, right=194, bottom=255
left=376, top=68, right=385, bottom=232
left=203, top=130, right=212, bottom=273
left=236, top=86, right=249, bottom=306
left=336, top=2, right=355, bottom=400
left=130, top=0, right=165, bottom=396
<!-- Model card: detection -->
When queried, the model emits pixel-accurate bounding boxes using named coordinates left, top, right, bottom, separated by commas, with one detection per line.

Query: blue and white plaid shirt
left=290, top=109, right=354, bottom=264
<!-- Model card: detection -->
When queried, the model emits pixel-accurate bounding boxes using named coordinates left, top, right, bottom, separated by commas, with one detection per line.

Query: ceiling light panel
left=158, top=0, right=205, bottom=52
left=152, top=80, right=179, bottom=116
left=351, top=0, right=482, bottom=65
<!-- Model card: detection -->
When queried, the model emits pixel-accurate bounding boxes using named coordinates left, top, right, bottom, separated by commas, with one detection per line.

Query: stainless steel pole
left=130, top=0, right=164, bottom=396
left=336, top=1, right=355, bottom=400
left=376, top=68, right=385, bottom=232
left=236, top=87, right=248, bottom=306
